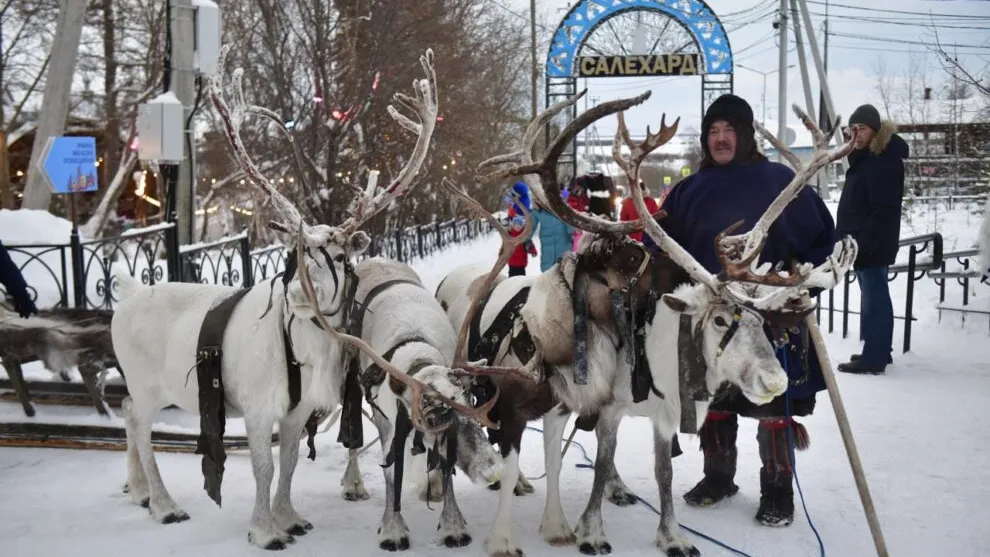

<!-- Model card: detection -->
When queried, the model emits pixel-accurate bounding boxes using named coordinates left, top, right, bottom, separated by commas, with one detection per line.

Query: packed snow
left=1, top=201, right=989, bottom=557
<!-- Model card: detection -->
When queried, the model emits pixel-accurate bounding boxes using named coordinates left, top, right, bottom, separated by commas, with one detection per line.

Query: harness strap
left=572, top=267, right=591, bottom=385
left=194, top=287, right=252, bottom=507
left=360, top=335, right=431, bottom=397
left=471, top=287, right=532, bottom=365
left=347, top=279, right=419, bottom=337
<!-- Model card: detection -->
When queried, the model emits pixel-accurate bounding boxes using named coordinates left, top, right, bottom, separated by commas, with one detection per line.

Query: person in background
left=531, top=192, right=575, bottom=272
left=643, top=93, right=836, bottom=528
left=566, top=178, right=589, bottom=252
left=506, top=181, right=537, bottom=276
left=0, top=240, right=38, bottom=318
left=834, top=104, right=908, bottom=375
left=619, top=180, right=659, bottom=242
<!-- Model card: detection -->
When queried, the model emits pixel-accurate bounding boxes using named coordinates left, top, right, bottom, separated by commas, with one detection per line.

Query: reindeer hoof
left=342, top=490, right=370, bottom=502
left=665, top=548, right=700, bottom=557
left=139, top=497, right=150, bottom=508
left=579, top=541, right=612, bottom=555
left=606, top=490, right=638, bottom=507
left=488, top=481, right=500, bottom=491
left=286, top=522, right=313, bottom=536
left=443, top=533, right=472, bottom=548
left=379, top=537, right=410, bottom=551
left=263, top=538, right=292, bottom=551
left=161, top=511, right=190, bottom=524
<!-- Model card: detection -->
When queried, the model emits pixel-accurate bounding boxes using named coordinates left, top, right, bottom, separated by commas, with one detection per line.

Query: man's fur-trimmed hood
left=868, top=120, right=908, bottom=158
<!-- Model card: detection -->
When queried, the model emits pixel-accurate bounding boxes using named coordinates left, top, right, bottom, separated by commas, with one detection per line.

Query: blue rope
left=525, top=426, right=756, bottom=557
left=779, top=347, right=826, bottom=557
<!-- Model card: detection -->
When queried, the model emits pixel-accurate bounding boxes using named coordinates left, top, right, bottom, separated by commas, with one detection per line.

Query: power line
left=829, top=30, right=990, bottom=50
left=804, top=0, right=990, bottom=19
left=808, top=10, right=990, bottom=29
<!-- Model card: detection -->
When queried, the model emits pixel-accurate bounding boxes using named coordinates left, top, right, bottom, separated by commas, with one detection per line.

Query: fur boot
left=683, top=411, right=739, bottom=506
left=755, top=418, right=809, bottom=526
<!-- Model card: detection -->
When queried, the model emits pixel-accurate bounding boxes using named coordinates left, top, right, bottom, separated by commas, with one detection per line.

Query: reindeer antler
left=715, top=104, right=856, bottom=274
left=208, top=45, right=307, bottom=234
left=440, top=178, right=543, bottom=383
left=611, top=111, right=680, bottom=192
left=294, top=228, right=500, bottom=434
left=478, top=90, right=653, bottom=237
left=337, top=50, right=439, bottom=235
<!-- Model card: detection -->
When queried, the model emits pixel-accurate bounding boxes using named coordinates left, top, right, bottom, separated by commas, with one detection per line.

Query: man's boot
left=755, top=418, right=809, bottom=527
left=683, top=411, right=738, bottom=507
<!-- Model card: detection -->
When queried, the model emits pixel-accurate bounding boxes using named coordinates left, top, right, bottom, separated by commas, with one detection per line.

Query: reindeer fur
left=339, top=259, right=501, bottom=550
left=110, top=226, right=367, bottom=550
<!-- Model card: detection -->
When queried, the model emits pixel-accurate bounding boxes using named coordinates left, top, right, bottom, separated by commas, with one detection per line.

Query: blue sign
left=546, top=0, right=733, bottom=78
left=39, top=136, right=99, bottom=194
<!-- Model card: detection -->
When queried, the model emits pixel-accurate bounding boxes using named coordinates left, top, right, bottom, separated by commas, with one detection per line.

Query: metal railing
left=815, top=232, right=943, bottom=353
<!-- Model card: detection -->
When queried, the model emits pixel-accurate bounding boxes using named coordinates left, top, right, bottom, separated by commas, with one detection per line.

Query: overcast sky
left=499, top=0, right=990, bottom=145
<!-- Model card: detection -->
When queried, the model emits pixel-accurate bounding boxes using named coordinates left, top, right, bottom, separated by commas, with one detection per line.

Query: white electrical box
left=136, top=92, right=185, bottom=163
left=193, top=0, right=221, bottom=77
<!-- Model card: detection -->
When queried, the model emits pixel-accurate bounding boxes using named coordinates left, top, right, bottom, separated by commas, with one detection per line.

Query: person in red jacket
left=619, top=181, right=659, bottom=242
left=506, top=215, right=537, bottom=276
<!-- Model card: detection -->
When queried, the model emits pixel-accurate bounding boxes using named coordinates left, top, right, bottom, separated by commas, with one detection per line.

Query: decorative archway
left=545, top=0, right=734, bottom=178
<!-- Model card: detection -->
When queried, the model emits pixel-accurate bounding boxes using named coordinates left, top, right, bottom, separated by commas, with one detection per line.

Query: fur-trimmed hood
left=865, top=120, right=909, bottom=158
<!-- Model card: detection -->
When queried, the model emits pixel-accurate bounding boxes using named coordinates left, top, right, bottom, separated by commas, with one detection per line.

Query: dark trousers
left=856, top=266, right=894, bottom=366
left=508, top=266, right=525, bottom=277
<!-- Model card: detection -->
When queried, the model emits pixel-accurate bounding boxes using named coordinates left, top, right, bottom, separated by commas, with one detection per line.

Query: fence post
left=903, top=246, right=917, bottom=353
left=842, top=272, right=852, bottom=339
left=395, top=229, right=403, bottom=262
left=165, top=225, right=181, bottom=282
left=69, top=229, right=85, bottom=308
left=240, top=235, right=253, bottom=288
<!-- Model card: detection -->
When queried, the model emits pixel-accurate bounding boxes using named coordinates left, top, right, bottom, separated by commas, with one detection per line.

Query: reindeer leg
left=603, top=462, right=638, bottom=507
left=515, top=472, right=536, bottom=495
left=79, top=362, right=109, bottom=416
left=272, top=405, right=314, bottom=536
left=484, top=427, right=525, bottom=557
left=2, top=356, right=35, bottom=417
left=574, top=405, right=622, bottom=555
left=375, top=404, right=411, bottom=551
left=654, top=423, right=699, bottom=557
left=438, top=432, right=472, bottom=548
left=341, top=448, right=371, bottom=501
left=123, top=395, right=188, bottom=523
left=539, top=406, right=576, bottom=546
left=245, top=412, right=294, bottom=550
left=418, top=467, right=445, bottom=503
left=121, top=396, right=149, bottom=507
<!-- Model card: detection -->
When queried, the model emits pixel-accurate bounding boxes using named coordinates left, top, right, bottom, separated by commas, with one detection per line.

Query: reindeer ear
left=347, top=231, right=371, bottom=256
left=661, top=293, right=690, bottom=313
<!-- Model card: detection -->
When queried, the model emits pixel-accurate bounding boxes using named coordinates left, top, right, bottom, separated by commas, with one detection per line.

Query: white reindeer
left=438, top=93, right=858, bottom=557
left=110, top=46, right=450, bottom=550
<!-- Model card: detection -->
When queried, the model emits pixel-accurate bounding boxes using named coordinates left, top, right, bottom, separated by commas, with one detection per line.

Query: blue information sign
left=38, top=136, right=99, bottom=194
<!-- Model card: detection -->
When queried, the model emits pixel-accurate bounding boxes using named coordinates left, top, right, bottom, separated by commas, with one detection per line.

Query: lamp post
left=735, top=63, right=793, bottom=123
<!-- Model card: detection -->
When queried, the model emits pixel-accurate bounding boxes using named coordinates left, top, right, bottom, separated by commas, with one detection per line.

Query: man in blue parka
left=0, top=240, right=38, bottom=318
left=834, top=104, right=908, bottom=374
left=643, top=94, right=835, bottom=527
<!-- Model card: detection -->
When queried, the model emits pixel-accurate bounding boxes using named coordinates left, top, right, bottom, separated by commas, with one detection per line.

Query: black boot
left=683, top=412, right=739, bottom=507
left=755, top=418, right=808, bottom=527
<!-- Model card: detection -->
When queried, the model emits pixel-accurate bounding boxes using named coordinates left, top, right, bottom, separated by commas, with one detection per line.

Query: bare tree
left=927, top=23, right=989, bottom=99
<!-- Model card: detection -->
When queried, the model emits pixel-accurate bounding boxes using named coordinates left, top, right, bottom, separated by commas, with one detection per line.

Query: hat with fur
left=700, top=94, right=761, bottom=166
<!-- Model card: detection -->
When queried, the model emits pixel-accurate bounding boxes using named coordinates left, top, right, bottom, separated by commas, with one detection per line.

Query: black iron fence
left=3, top=217, right=493, bottom=311
left=815, top=233, right=944, bottom=353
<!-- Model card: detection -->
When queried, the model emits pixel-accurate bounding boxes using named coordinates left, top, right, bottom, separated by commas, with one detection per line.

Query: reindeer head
left=208, top=45, right=438, bottom=323
left=634, top=103, right=860, bottom=406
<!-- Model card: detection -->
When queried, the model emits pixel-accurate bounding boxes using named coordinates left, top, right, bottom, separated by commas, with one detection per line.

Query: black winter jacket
left=835, top=121, right=909, bottom=268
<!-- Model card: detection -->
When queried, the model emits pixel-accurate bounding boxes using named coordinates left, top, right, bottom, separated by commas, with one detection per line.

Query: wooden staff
left=805, top=314, right=890, bottom=557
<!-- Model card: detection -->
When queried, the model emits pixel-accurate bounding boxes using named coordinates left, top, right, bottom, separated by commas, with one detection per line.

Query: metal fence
left=3, top=218, right=493, bottom=311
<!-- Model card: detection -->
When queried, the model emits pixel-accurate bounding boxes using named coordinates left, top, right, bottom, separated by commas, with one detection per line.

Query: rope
left=524, top=426, right=756, bottom=557
left=780, top=348, right=826, bottom=557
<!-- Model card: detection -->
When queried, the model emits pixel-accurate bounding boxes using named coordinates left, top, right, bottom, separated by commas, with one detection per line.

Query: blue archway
left=545, top=0, right=734, bottom=177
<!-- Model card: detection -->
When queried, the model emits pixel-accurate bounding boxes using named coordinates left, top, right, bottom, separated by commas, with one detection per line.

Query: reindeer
left=438, top=93, right=858, bottom=557
left=109, top=47, right=464, bottom=550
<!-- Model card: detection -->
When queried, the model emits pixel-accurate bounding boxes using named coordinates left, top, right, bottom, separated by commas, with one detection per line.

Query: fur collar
left=869, top=120, right=898, bottom=155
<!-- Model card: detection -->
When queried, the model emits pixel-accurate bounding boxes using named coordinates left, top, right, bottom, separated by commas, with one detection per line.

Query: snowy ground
left=2, top=202, right=990, bottom=557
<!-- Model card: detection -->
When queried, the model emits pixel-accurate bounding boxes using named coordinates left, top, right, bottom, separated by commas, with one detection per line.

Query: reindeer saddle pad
left=194, top=287, right=251, bottom=507
left=468, top=286, right=535, bottom=366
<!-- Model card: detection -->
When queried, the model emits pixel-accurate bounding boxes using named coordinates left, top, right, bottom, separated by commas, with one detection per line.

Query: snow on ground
left=2, top=202, right=990, bottom=557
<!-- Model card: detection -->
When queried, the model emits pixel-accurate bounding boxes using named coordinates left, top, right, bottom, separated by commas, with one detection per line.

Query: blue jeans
left=856, top=266, right=894, bottom=366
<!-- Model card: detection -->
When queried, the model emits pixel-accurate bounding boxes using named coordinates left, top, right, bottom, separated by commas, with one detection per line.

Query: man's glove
left=12, top=293, right=38, bottom=318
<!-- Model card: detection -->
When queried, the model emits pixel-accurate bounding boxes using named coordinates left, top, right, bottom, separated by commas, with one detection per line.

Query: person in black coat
left=643, top=94, right=836, bottom=527
left=834, top=104, right=908, bottom=374
left=0, top=240, right=38, bottom=318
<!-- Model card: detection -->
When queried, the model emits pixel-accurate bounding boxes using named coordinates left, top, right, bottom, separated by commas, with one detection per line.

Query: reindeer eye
left=714, top=315, right=729, bottom=327
left=334, top=254, right=345, bottom=262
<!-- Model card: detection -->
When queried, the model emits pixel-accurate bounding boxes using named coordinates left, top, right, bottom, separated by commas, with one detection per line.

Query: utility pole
left=775, top=0, right=789, bottom=164
left=171, top=0, right=196, bottom=246
left=530, top=0, right=538, bottom=121
left=21, top=0, right=87, bottom=210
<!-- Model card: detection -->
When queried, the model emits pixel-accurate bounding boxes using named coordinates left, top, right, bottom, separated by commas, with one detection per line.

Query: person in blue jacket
left=530, top=192, right=575, bottom=272
left=643, top=94, right=836, bottom=527
left=0, top=240, right=38, bottom=318
left=834, top=104, right=908, bottom=375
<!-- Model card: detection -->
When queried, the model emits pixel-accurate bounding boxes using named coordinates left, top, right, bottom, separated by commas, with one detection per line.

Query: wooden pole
left=805, top=314, right=890, bottom=557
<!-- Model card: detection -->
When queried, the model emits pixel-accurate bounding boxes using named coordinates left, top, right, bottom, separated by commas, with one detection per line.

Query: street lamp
left=735, top=63, right=795, bottom=124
